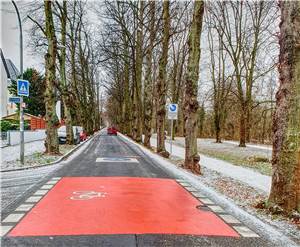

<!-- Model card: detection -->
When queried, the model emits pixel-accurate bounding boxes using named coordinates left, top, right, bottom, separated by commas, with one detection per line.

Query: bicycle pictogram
left=70, top=191, right=108, bottom=200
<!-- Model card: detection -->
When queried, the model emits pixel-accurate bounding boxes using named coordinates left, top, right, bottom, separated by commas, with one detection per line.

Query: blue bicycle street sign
left=169, top=104, right=177, bottom=112
left=17, top=79, right=30, bottom=97
left=168, top=103, right=178, bottom=120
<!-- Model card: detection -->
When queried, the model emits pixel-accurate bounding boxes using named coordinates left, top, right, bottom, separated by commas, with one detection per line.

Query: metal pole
left=170, top=119, right=173, bottom=154
left=12, top=1, right=24, bottom=164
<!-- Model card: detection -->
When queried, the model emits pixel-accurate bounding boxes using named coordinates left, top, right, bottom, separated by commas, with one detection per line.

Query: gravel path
left=173, top=137, right=272, bottom=160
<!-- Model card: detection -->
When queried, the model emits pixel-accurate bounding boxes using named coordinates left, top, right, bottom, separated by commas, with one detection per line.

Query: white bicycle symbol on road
left=70, top=191, right=108, bottom=200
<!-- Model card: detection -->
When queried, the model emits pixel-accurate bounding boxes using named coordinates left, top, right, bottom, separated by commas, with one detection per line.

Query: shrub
left=0, top=120, right=30, bottom=131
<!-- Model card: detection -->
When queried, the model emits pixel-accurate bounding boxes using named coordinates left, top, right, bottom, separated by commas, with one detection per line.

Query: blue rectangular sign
left=9, top=97, right=21, bottom=103
left=17, top=79, right=29, bottom=97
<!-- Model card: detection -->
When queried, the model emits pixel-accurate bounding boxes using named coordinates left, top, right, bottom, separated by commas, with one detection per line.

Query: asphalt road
left=1, top=130, right=273, bottom=246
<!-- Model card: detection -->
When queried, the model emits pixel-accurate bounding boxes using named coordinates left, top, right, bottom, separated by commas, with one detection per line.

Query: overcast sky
left=0, top=1, right=44, bottom=72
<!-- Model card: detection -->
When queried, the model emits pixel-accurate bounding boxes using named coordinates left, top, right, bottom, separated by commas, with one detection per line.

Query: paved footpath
left=0, top=130, right=283, bottom=246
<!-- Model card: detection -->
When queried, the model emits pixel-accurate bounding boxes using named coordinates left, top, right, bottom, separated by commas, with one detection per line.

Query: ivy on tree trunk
left=44, top=0, right=59, bottom=154
left=183, top=0, right=204, bottom=174
left=156, top=1, right=170, bottom=158
left=268, top=0, right=300, bottom=214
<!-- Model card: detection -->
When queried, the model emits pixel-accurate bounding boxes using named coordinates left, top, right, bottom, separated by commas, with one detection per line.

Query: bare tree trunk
left=183, top=0, right=204, bottom=174
left=214, top=113, right=222, bottom=143
left=239, top=109, right=247, bottom=147
left=143, top=1, right=155, bottom=148
left=268, top=0, right=300, bottom=214
left=132, top=1, right=144, bottom=142
left=123, top=44, right=132, bottom=135
left=156, top=1, right=170, bottom=157
left=44, top=0, right=59, bottom=154
left=57, top=1, right=74, bottom=145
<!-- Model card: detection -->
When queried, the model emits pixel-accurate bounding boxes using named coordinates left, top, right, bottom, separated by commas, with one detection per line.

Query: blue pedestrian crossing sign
left=17, top=79, right=30, bottom=97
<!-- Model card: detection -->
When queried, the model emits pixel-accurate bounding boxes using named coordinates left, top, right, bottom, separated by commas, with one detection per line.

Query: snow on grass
left=165, top=136, right=272, bottom=176
left=1, top=144, right=76, bottom=171
left=224, top=140, right=272, bottom=151
left=1, top=140, right=46, bottom=162
left=120, top=133, right=299, bottom=247
left=150, top=136, right=271, bottom=194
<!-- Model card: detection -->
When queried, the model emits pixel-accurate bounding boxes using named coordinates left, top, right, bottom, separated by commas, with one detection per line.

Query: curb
left=1, top=131, right=101, bottom=173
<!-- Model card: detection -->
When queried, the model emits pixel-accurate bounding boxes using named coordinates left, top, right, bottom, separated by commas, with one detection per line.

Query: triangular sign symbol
left=20, top=83, right=26, bottom=91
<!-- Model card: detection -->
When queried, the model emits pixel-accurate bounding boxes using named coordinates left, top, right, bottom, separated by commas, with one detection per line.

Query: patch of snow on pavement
left=150, top=137, right=271, bottom=194
left=120, top=133, right=298, bottom=247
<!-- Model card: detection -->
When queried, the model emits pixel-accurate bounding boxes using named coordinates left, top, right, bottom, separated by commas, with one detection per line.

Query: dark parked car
left=107, top=126, right=117, bottom=135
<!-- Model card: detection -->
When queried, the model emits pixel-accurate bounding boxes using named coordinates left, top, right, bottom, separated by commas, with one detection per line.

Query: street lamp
left=11, top=0, right=24, bottom=165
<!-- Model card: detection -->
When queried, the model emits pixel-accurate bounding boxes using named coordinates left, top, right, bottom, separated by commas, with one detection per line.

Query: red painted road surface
left=9, top=177, right=239, bottom=237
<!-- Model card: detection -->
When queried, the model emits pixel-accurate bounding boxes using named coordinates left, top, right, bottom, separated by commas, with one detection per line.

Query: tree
left=208, top=1, right=277, bottom=147
left=55, top=0, right=74, bottom=145
left=8, top=68, right=46, bottom=117
left=268, top=1, right=300, bottom=214
left=143, top=1, right=156, bottom=148
left=132, top=0, right=144, bottom=142
left=44, top=0, right=59, bottom=154
left=156, top=0, right=170, bottom=157
left=206, top=18, right=232, bottom=143
left=183, top=0, right=204, bottom=174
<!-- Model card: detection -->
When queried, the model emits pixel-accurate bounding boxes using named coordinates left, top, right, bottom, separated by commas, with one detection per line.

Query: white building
left=1, top=48, right=19, bottom=118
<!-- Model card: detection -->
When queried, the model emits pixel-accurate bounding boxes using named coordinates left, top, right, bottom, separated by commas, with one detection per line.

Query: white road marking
left=219, top=214, right=241, bottom=224
left=191, top=192, right=206, bottom=198
left=200, top=198, right=215, bottom=205
left=208, top=205, right=226, bottom=213
left=15, top=204, right=34, bottom=212
left=233, top=226, right=260, bottom=237
left=184, top=186, right=198, bottom=192
left=41, top=184, right=54, bottom=190
left=46, top=180, right=58, bottom=185
left=70, top=191, right=108, bottom=200
left=0, top=225, right=13, bottom=236
left=51, top=177, right=61, bottom=180
left=96, top=157, right=139, bottom=163
left=34, top=190, right=49, bottom=196
left=179, top=182, right=191, bottom=187
left=26, top=196, right=42, bottom=203
left=2, top=213, right=24, bottom=223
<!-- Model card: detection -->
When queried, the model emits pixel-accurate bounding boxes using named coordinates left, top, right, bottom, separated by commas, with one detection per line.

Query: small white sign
left=56, top=100, right=61, bottom=121
left=168, top=103, right=178, bottom=120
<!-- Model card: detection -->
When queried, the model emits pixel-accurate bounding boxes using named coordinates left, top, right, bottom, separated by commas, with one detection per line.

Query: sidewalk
left=150, top=137, right=271, bottom=194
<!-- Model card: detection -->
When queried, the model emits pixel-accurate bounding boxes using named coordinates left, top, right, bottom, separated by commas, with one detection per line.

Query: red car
left=80, top=130, right=87, bottom=141
left=107, top=127, right=117, bottom=135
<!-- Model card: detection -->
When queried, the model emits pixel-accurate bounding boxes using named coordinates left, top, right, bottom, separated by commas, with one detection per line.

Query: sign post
left=17, top=79, right=29, bottom=164
left=12, top=1, right=25, bottom=164
left=167, top=104, right=178, bottom=154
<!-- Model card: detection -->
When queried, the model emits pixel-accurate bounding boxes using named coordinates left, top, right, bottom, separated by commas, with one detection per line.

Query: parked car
left=107, top=126, right=117, bottom=135
left=58, top=126, right=81, bottom=144
left=79, top=129, right=87, bottom=142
